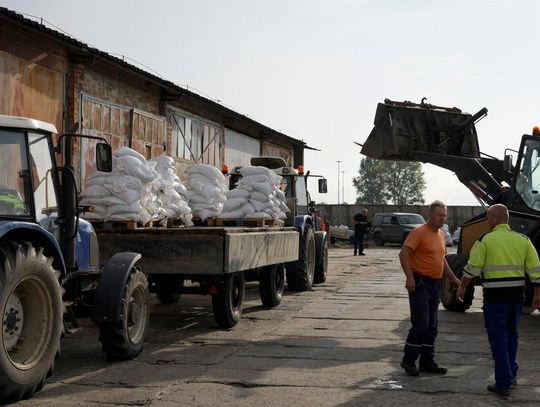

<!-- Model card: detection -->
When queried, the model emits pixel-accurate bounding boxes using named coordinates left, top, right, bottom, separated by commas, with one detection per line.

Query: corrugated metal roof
left=0, top=6, right=308, bottom=149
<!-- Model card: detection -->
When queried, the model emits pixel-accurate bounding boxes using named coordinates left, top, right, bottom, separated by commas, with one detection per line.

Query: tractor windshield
left=0, top=130, right=30, bottom=216
left=516, top=137, right=540, bottom=211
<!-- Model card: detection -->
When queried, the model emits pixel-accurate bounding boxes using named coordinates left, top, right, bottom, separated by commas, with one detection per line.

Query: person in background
left=353, top=208, right=369, bottom=255
left=457, top=204, right=540, bottom=397
left=399, top=200, right=460, bottom=376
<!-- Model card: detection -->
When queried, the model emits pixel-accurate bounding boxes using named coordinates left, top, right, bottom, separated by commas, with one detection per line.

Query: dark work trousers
left=354, top=229, right=365, bottom=254
left=403, top=274, right=441, bottom=366
left=483, top=303, right=522, bottom=390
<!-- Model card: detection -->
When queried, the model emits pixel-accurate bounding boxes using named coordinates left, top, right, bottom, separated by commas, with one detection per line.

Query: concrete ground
left=15, top=245, right=540, bottom=406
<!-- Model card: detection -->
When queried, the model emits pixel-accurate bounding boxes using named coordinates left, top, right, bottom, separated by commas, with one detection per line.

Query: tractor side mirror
left=318, top=178, right=328, bottom=193
left=503, top=154, right=513, bottom=172
left=96, top=143, right=113, bottom=172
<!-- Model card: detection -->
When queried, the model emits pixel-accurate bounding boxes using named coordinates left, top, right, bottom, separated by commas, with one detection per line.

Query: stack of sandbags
left=149, top=155, right=193, bottom=226
left=221, top=166, right=290, bottom=222
left=185, top=164, right=227, bottom=221
left=80, top=147, right=157, bottom=224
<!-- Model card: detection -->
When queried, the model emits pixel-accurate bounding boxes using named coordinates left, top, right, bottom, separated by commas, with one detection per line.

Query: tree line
left=353, top=157, right=426, bottom=205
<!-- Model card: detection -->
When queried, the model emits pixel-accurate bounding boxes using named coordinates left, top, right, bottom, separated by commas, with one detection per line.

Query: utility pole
left=341, top=170, right=345, bottom=204
left=336, top=160, right=341, bottom=204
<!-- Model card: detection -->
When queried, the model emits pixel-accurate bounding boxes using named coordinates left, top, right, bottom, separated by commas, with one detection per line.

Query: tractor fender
left=92, top=252, right=142, bottom=324
left=314, top=231, right=327, bottom=264
left=294, top=215, right=314, bottom=236
left=0, top=220, right=67, bottom=278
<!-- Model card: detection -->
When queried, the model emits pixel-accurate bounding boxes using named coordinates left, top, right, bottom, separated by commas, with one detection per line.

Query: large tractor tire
left=314, top=237, right=328, bottom=284
left=99, top=270, right=150, bottom=360
left=259, top=264, right=285, bottom=307
left=0, top=242, right=63, bottom=403
left=286, top=226, right=316, bottom=291
left=212, top=272, right=245, bottom=328
left=442, top=254, right=474, bottom=312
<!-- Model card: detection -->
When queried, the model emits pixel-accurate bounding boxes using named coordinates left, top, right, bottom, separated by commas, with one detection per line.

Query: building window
left=168, top=110, right=221, bottom=166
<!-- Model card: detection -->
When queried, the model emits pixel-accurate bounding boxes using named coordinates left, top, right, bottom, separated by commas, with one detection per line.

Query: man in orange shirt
left=399, top=200, right=460, bottom=376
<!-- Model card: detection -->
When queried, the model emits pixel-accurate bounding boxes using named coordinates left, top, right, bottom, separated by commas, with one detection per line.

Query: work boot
left=359, top=252, right=366, bottom=256
left=353, top=252, right=357, bottom=256
left=510, top=379, right=518, bottom=388
left=418, top=362, right=447, bottom=374
left=487, top=384, right=510, bottom=397
left=400, top=361, right=419, bottom=376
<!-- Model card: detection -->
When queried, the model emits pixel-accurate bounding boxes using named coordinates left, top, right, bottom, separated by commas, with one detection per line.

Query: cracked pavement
left=15, top=246, right=540, bottom=406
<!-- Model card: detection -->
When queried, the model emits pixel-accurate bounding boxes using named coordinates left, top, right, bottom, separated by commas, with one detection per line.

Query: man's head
left=427, top=200, right=447, bottom=229
left=487, top=204, right=509, bottom=229
left=362, top=208, right=368, bottom=216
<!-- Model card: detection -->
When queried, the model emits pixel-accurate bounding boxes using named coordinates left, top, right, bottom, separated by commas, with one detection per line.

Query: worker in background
left=352, top=208, right=369, bottom=256
left=457, top=204, right=540, bottom=397
left=399, top=200, right=460, bottom=376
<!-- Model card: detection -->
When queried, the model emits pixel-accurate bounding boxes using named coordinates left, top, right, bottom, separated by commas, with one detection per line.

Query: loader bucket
left=361, top=100, right=483, bottom=161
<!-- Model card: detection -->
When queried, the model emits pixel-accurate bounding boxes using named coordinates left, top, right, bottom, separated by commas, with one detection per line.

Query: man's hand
left=456, top=285, right=465, bottom=301
left=405, top=276, right=416, bottom=293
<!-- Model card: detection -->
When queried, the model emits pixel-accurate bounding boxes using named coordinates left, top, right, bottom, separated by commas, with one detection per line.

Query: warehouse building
left=0, top=6, right=307, bottom=188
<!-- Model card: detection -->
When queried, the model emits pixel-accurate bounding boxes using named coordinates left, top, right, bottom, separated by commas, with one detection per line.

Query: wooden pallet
left=192, top=217, right=217, bottom=226
left=165, top=218, right=185, bottom=228
left=90, top=220, right=155, bottom=230
left=215, top=217, right=281, bottom=227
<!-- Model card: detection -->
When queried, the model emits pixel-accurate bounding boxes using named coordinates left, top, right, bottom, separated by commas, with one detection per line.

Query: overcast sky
left=4, top=0, right=540, bottom=206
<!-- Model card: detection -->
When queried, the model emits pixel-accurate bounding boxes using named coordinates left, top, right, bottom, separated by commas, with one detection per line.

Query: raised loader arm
left=361, top=99, right=506, bottom=205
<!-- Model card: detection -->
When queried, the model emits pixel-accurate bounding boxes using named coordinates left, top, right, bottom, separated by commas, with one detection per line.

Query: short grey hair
left=428, top=200, right=446, bottom=213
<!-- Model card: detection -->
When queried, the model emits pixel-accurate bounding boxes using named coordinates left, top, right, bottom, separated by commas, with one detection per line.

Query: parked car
left=371, top=212, right=425, bottom=246
left=452, top=226, right=461, bottom=245
left=441, top=224, right=453, bottom=247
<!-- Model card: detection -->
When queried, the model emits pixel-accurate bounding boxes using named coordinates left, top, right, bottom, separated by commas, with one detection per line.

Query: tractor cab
left=0, top=115, right=59, bottom=222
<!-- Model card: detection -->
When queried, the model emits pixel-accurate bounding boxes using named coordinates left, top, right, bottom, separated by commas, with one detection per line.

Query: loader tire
left=442, top=254, right=474, bottom=312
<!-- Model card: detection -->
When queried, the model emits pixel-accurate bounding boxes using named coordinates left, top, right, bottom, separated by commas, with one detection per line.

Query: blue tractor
left=0, top=115, right=150, bottom=402
left=228, top=156, right=329, bottom=292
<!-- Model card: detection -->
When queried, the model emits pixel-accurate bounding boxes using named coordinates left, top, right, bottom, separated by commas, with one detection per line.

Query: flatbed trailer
left=95, top=225, right=299, bottom=327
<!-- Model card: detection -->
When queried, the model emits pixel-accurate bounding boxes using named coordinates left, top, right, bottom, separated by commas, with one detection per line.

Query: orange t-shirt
left=403, top=224, right=446, bottom=279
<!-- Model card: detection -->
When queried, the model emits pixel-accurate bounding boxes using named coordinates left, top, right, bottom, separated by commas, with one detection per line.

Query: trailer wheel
left=259, top=264, right=285, bottom=307
left=286, top=226, right=316, bottom=291
left=99, top=270, right=149, bottom=360
left=330, top=236, right=336, bottom=245
left=212, top=272, right=245, bottom=328
left=0, top=243, right=63, bottom=403
left=442, top=254, right=474, bottom=312
left=155, top=276, right=184, bottom=304
left=314, top=237, right=328, bottom=284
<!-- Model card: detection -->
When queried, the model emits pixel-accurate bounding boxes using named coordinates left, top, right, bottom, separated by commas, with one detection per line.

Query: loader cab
left=0, top=115, right=59, bottom=223
left=513, top=133, right=540, bottom=212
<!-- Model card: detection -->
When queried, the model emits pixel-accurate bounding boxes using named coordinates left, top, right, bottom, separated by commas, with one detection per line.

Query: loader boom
left=361, top=99, right=506, bottom=205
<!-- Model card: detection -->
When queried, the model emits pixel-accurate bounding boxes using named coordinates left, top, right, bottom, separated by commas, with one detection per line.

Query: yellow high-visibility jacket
left=464, top=224, right=540, bottom=303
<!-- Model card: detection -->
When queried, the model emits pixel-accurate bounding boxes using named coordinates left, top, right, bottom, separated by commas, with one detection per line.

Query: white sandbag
left=249, top=181, right=273, bottom=195
left=239, top=166, right=274, bottom=177
left=242, top=202, right=256, bottom=215
left=241, top=174, right=271, bottom=184
left=225, top=188, right=250, bottom=199
left=108, top=201, right=142, bottom=216
left=250, top=191, right=271, bottom=202
left=220, top=209, right=245, bottom=219
left=80, top=184, right=109, bottom=198
left=103, top=174, right=144, bottom=190
left=114, top=146, right=146, bottom=163
left=114, top=155, right=157, bottom=183
left=250, top=199, right=275, bottom=212
left=275, top=189, right=286, bottom=201
left=149, top=154, right=175, bottom=169
left=280, top=201, right=291, bottom=212
left=223, top=197, right=248, bottom=212
left=185, top=163, right=224, bottom=180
